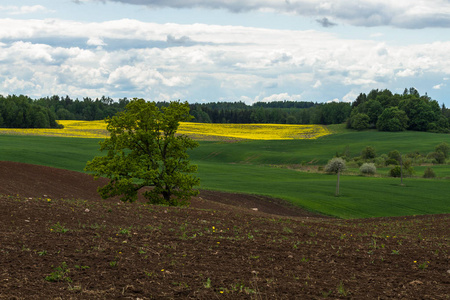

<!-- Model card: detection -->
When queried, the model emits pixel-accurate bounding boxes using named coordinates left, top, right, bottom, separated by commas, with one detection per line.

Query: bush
left=389, top=165, right=414, bottom=177
left=373, top=157, right=385, bottom=167
left=423, top=167, right=436, bottom=178
left=389, top=166, right=402, bottom=177
left=351, top=113, right=370, bottom=130
left=406, top=167, right=415, bottom=176
left=385, top=158, right=399, bottom=166
left=388, top=150, right=401, bottom=162
left=427, top=151, right=446, bottom=164
left=435, top=142, right=449, bottom=159
left=360, top=163, right=376, bottom=175
left=361, top=146, right=376, bottom=160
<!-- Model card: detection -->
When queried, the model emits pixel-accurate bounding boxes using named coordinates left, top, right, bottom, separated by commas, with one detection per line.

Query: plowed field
left=0, top=161, right=449, bottom=299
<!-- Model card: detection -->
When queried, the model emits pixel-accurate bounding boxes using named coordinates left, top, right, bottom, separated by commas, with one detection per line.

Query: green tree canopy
left=376, top=107, right=409, bottom=132
left=350, top=113, right=370, bottom=130
left=85, top=99, right=200, bottom=206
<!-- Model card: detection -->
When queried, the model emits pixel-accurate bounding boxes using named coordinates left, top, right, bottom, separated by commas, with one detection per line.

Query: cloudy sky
left=1, top=0, right=450, bottom=105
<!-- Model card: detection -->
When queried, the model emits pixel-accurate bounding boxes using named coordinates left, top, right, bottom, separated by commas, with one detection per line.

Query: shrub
left=345, top=161, right=359, bottom=168
left=388, top=150, right=401, bottom=162
left=435, top=142, right=449, bottom=159
left=406, top=167, right=415, bottom=176
left=389, top=166, right=402, bottom=177
left=351, top=113, right=370, bottom=130
left=427, top=151, right=445, bottom=164
left=385, top=158, right=399, bottom=166
left=361, top=146, right=376, bottom=160
left=423, top=167, right=436, bottom=178
left=373, top=157, right=385, bottom=167
left=360, top=163, right=376, bottom=175
left=389, top=165, right=414, bottom=177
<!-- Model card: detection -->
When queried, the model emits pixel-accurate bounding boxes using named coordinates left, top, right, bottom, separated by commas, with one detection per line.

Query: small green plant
left=118, top=227, right=131, bottom=235
left=300, top=257, right=310, bottom=263
left=74, top=265, right=90, bottom=270
left=391, top=249, right=400, bottom=255
left=45, top=262, right=72, bottom=282
left=50, top=222, right=69, bottom=233
left=321, top=290, right=332, bottom=298
left=283, top=226, right=293, bottom=234
left=418, top=261, right=428, bottom=270
left=144, top=270, right=155, bottom=277
left=37, top=250, right=47, bottom=256
left=337, top=281, right=348, bottom=296
left=109, top=261, right=118, bottom=267
left=204, top=278, right=212, bottom=288
left=292, top=241, right=302, bottom=249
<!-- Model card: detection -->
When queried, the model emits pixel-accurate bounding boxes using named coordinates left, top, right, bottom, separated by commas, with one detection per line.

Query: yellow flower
left=414, top=261, right=417, bottom=263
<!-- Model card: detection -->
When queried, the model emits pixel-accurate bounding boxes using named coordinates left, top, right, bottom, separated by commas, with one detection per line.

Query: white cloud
left=89, top=0, right=450, bottom=29
left=370, top=32, right=384, bottom=38
left=342, top=91, right=359, bottom=103
left=0, top=5, right=50, bottom=15
left=396, top=69, right=417, bottom=78
left=0, top=18, right=450, bottom=103
left=433, top=83, right=446, bottom=89
left=87, top=37, right=107, bottom=47
left=258, top=93, right=302, bottom=103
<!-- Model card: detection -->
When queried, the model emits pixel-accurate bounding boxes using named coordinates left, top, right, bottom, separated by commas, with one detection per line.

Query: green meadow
left=1, top=129, right=449, bottom=219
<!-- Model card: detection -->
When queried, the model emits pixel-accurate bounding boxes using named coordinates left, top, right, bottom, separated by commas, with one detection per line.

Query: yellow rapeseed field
left=0, top=120, right=109, bottom=138
left=179, top=122, right=330, bottom=140
left=0, top=120, right=331, bottom=140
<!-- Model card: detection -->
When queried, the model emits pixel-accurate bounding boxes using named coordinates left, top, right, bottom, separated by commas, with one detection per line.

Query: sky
left=1, top=1, right=450, bottom=106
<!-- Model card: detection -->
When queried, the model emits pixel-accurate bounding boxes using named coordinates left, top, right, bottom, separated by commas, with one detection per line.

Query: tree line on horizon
left=0, top=88, right=449, bottom=133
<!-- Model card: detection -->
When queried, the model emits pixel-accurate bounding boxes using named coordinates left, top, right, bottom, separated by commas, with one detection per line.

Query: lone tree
left=85, top=99, right=200, bottom=206
left=325, top=157, right=346, bottom=196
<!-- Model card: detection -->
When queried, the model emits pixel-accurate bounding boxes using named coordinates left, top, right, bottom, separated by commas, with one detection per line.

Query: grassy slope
left=190, top=130, right=450, bottom=165
left=1, top=130, right=449, bottom=219
left=197, top=162, right=449, bottom=218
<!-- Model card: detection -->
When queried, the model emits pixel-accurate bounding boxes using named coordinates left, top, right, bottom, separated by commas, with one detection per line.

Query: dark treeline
left=188, top=101, right=351, bottom=125
left=348, top=88, right=450, bottom=133
left=1, top=89, right=449, bottom=133
left=0, top=95, right=60, bottom=128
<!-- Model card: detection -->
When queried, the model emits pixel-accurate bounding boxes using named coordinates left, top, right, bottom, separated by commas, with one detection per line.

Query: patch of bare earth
left=0, top=161, right=449, bottom=299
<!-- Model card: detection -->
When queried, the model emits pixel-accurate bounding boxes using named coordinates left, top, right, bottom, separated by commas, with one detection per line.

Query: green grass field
left=1, top=130, right=449, bottom=219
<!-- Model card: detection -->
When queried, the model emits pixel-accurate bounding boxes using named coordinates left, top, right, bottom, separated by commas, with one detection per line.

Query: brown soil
left=0, top=161, right=449, bottom=299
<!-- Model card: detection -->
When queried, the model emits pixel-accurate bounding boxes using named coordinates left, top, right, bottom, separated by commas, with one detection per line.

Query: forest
left=1, top=88, right=449, bottom=132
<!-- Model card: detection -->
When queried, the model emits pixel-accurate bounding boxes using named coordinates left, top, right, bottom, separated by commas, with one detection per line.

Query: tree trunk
left=336, top=168, right=340, bottom=196
left=400, top=156, right=404, bottom=185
